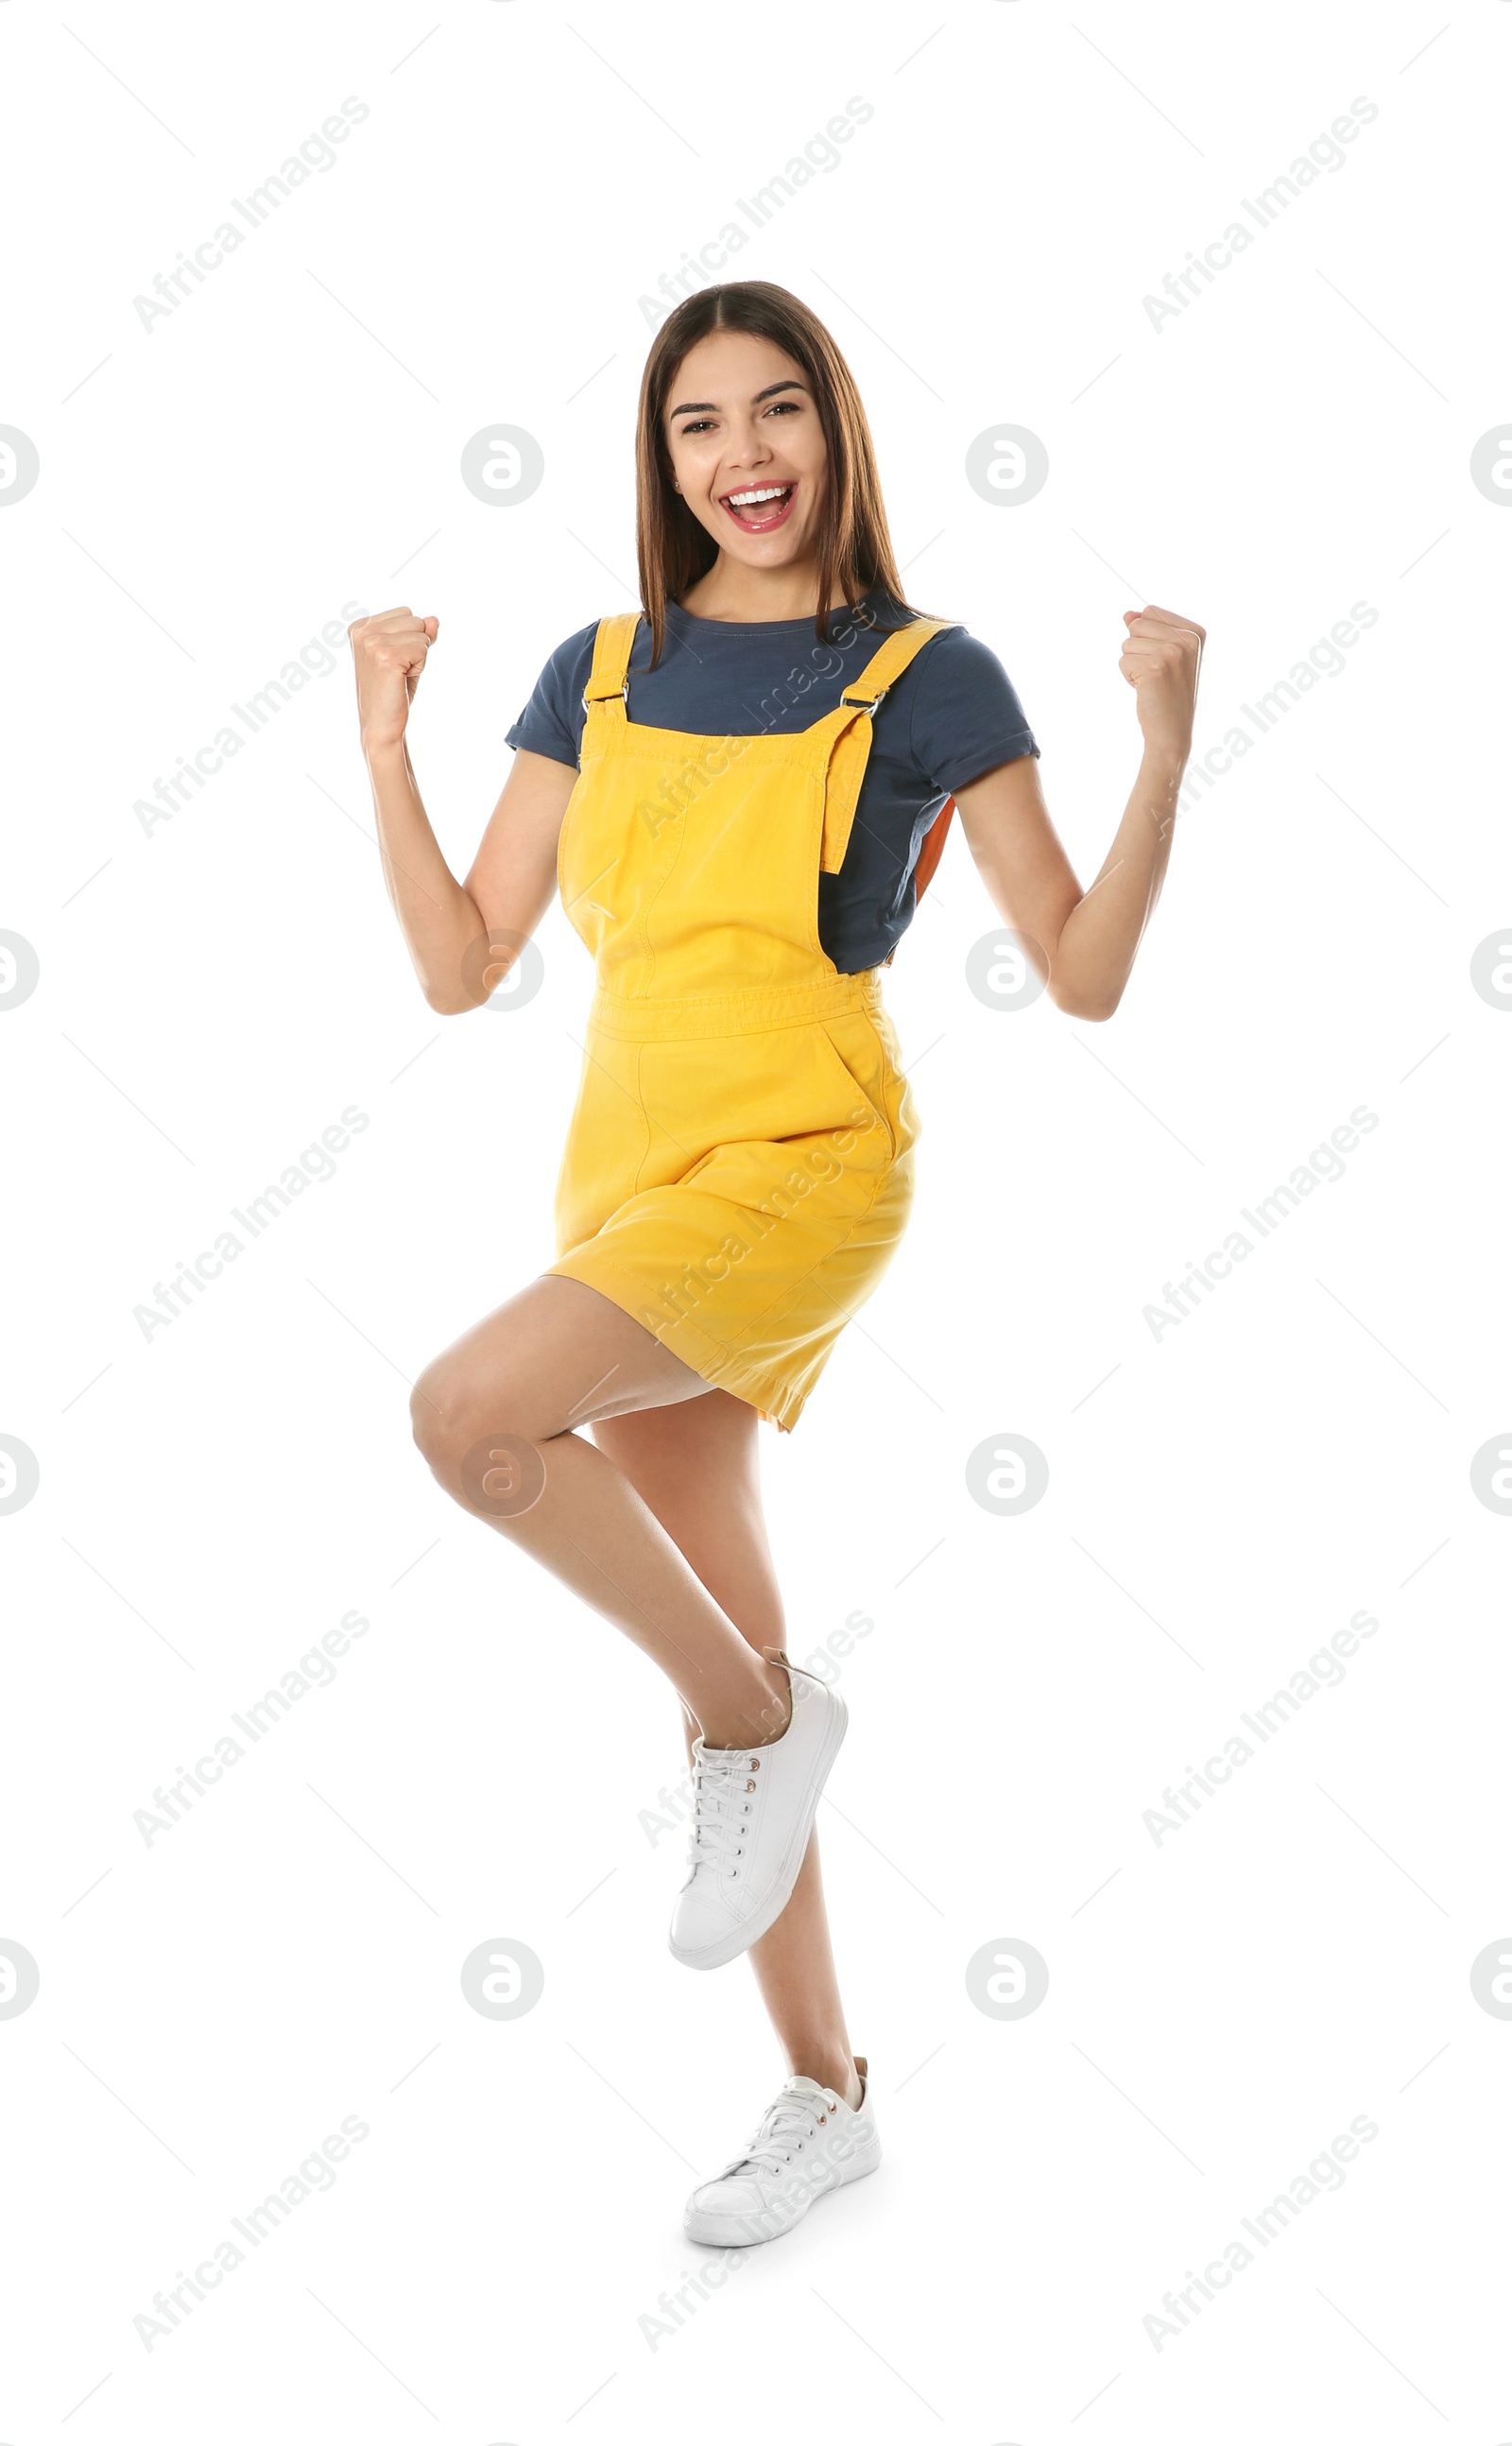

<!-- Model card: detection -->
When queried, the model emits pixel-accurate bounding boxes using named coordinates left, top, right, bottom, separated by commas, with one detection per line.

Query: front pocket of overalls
left=634, top=1025, right=894, bottom=1227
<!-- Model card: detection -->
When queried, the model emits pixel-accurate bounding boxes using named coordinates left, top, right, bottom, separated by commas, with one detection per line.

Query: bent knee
left=410, top=1358, right=485, bottom=1470
left=409, top=1350, right=557, bottom=1472
left=409, top=1364, right=453, bottom=1468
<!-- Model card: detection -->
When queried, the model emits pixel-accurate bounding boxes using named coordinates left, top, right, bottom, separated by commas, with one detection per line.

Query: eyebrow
left=668, top=379, right=807, bottom=419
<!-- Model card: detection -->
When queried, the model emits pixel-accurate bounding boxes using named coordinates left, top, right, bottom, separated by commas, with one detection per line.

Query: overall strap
left=816, top=616, right=958, bottom=872
left=580, top=612, right=642, bottom=734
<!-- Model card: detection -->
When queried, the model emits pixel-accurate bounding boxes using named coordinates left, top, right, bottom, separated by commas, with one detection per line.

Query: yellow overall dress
left=545, top=610, right=954, bottom=1432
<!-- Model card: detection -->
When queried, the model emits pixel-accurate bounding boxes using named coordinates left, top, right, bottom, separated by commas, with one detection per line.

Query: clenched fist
left=1119, top=603, right=1205, bottom=767
left=349, top=606, right=439, bottom=755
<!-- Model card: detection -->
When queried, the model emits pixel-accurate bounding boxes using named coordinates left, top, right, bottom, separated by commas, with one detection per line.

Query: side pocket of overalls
left=811, top=1017, right=899, bottom=1165
left=863, top=1004, right=919, bottom=1159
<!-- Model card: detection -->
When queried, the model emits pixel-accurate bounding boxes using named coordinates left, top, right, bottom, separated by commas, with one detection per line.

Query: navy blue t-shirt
left=506, top=589, right=1040, bottom=973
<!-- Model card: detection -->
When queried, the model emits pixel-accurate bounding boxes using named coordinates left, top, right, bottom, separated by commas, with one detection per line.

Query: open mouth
left=720, top=481, right=797, bottom=534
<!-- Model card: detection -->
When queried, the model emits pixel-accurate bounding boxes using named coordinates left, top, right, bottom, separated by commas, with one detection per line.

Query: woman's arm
left=953, top=602, right=1204, bottom=1022
left=350, top=606, right=576, bottom=1014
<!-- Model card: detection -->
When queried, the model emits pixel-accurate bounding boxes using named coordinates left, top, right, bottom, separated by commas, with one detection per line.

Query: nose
left=725, top=421, right=773, bottom=473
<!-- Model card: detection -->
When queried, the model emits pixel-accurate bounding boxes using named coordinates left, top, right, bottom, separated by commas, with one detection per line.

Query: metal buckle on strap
left=582, top=678, right=629, bottom=713
left=841, top=685, right=889, bottom=717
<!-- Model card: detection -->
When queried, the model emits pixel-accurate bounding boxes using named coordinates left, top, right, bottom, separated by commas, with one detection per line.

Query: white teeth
left=728, top=485, right=790, bottom=508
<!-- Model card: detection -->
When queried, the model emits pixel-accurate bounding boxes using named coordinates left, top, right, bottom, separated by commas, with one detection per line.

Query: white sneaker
left=684, top=2059, right=880, bottom=2247
left=668, top=1653, right=847, bottom=1971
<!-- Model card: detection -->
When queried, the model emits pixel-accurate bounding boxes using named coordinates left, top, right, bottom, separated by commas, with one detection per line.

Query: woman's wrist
left=1136, top=736, right=1188, bottom=790
left=1133, top=743, right=1187, bottom=842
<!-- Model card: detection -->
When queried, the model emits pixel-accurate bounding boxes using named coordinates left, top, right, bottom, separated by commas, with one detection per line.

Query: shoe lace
left=686, top=1747, right=758, bottom=1879
left=729, top=2089, right=831, bottom=2178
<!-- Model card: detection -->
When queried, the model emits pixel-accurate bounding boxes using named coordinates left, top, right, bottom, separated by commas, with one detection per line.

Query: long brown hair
left=635, top=282, right=922, bottom=665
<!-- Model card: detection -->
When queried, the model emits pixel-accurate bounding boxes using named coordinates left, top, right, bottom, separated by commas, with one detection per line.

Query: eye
left=675, top=417, right=717, bottom=436
left=765, top=399, right=801, bottom=417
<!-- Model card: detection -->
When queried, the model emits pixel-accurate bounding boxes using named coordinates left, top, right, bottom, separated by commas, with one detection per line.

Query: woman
left=349, top=280, right=1202, bottom=2248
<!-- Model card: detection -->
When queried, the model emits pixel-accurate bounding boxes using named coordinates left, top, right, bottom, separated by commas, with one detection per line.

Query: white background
left=3, top=0, right=1508, bottom=2437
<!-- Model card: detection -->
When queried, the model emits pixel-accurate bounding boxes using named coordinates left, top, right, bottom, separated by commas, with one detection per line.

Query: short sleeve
left=504, top=619, right=599, bottom=769
left=909, top=629, right=1040, bottom=795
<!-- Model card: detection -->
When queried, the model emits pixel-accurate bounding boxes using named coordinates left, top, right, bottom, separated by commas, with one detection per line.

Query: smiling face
left=663, top=330, right=829, bottom=574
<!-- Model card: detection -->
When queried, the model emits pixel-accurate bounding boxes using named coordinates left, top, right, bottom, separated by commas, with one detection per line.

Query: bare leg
left=592, top=1391, right=864, bottom=2110
left=410, top=1274, right=789, bottom=1749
